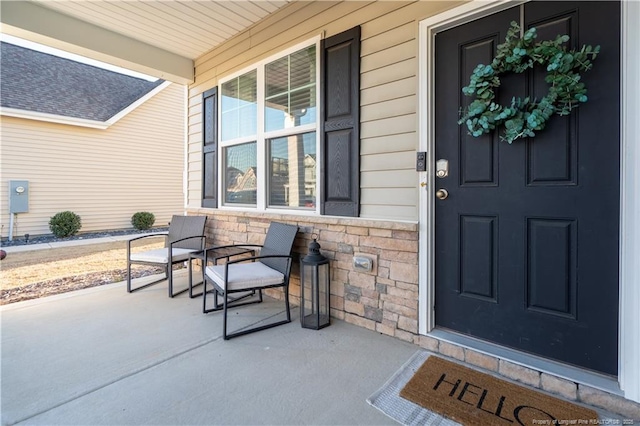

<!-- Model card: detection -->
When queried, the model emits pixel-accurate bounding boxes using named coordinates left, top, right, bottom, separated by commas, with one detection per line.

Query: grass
left=0, top=238, right=166, bottom=303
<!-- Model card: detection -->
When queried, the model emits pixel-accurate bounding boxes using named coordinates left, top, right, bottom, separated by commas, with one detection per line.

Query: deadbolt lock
left=436, top=159, right=449, bottom=178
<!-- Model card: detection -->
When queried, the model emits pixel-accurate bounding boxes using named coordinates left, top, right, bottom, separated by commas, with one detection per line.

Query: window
left=268, top=133, right=316, bottom=208
left=204, top=26, right=361, bottom=217
left=265, top=47, right=316, bottom=132
left=220, top=43, right=318, bottom=211
left=221, top=71, right=257, bottom=142
left=225, top=142, right=257, bottom=205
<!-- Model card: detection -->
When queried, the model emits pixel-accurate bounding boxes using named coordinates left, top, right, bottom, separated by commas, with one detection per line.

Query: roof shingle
left=1, top=42, right=164, bottom=122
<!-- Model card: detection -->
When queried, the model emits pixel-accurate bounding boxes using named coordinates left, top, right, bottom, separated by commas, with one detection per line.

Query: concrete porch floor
left=1, top=271, right=418, bottom=425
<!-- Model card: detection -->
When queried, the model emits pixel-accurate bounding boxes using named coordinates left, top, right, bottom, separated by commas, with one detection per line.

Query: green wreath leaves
left=458, top=21, right=600, bottom=144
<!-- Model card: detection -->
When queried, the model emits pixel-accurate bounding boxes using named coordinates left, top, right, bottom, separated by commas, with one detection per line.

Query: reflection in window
left=265, top=45, right=316, bottom=132
left=217, top=41, right=318, bottom=212
left=221, top=70, right=257, bottom=141
left=224, top=143, right=257, bottom=205
left=268, top=132, right=316, bottom=208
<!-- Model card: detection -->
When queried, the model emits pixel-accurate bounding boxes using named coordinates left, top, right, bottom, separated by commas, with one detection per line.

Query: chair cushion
left=205, top=262, right=285, bottom=291
left=130, top=248, right=196, bottom=264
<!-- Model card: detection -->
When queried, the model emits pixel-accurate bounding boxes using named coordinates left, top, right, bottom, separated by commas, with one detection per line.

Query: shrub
left=131, top=212, right=155, bottom=230
left=49, top=211, right=82, bottom=238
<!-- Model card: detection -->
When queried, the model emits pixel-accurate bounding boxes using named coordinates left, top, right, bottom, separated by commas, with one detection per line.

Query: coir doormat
left=400, top=356, right=598, bottom=425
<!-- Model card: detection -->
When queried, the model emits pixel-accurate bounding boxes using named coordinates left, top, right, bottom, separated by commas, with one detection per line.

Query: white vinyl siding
left=187, top=0, right=465, bottom=221
left=0, top=83, right=185, bottom=238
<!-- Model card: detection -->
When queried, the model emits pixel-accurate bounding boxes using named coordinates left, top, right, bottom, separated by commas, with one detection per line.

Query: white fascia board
left=0, top=1, right=193, bottom=84
left=106, top=81, right=173, bottom=126
left=0, top=108, right=110, bottom=129
left=1, top=82, right=173, bottom=129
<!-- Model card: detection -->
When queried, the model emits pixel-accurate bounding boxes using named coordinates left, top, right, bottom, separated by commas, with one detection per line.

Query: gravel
left=1, top=228, right=169, bottom=248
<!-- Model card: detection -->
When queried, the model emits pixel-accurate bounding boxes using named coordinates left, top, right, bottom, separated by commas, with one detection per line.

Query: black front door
left=434, top=1, right=620, bottom=375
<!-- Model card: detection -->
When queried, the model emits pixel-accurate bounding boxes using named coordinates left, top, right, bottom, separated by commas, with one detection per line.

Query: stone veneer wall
left=189, top=209, right=640, bottom=418
left=192, top=209, right=420, bottom=339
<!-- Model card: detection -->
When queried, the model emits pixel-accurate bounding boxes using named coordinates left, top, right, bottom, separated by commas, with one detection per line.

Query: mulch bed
left=0, top=227, right=169, bottom=248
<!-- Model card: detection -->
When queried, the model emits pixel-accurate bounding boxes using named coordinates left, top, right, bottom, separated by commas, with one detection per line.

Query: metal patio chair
left=127, top=215, right=207, bottom=297
left=203, top=222, right=298, bottom=340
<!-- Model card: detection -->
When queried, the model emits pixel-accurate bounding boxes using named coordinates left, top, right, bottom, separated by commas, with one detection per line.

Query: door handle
left=436, top=189, right=449, bottom=200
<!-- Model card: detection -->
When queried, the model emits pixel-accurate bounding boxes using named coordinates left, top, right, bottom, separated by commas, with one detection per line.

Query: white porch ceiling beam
left=0, top=1, right=193, bottom=84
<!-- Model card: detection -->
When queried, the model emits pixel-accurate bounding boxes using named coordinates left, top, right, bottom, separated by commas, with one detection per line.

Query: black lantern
left=300, top=237, right=330, bottom=329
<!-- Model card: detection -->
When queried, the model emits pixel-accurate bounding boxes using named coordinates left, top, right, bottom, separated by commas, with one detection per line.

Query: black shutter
left=202, top=87, right=218, bottom=208
left=320, top=26, right=361, bottom=217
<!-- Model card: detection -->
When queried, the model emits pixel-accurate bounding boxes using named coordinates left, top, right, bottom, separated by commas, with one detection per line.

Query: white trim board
left=1, top=2, right=193, bottom=84
left=418, top=0, right=640, bottom=403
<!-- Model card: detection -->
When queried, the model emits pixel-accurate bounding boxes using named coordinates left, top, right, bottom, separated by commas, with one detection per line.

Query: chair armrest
left=203, top=244, right=263, bottom=259
left=224, top=253, right=292, bottom=266
left=127, top=233, right=168, bottom=249
left=169, top=235, right=206, bottom=249
left=205, top=243, right=263, bottom=251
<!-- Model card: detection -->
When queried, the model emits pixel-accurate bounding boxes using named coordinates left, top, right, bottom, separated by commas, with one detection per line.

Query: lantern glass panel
left=317, top=264, right=328, bottom=316
left=301, top=262, right=314, bottom=312
left=300, top=260, right=330, bottom=329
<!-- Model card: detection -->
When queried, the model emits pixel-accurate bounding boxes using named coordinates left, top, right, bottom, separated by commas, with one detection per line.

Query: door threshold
left=428, top=328, right=622, bottom=396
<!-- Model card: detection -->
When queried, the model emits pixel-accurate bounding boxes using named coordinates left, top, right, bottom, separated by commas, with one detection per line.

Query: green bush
left=131, top=212, right=155, bottom=230
left=49, top=211, right=82, bottom=238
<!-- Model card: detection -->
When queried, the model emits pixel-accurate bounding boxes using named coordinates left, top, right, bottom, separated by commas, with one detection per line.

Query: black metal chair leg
left=168, top=264, right=191, bottom=298
left=223, top=292, right=229, bottom=340
left=189, top=258, right=205, bottom=298
left=188, top=258, right=194, bottom=297
left=284, top=286, right=291, bottom=322
left=127, top=261, right=132, bottom=292
left=203, top=281, right=213, bottom=313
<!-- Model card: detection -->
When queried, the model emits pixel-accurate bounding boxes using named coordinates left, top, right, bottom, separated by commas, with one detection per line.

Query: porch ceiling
left=0, top=0, right=293, bottom=84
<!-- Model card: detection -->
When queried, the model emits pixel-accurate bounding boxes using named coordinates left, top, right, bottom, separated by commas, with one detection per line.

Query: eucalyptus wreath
left=458, top=21, right=600, bottom=144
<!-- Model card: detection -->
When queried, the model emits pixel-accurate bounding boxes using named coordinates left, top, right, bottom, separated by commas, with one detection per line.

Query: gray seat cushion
left=129, top=248, right=196, bottom=264
left=205, top=262, right=284, bottom=291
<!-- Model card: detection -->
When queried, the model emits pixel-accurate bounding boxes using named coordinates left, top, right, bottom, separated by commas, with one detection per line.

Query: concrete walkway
left=1, top=271, right=418, bottom=425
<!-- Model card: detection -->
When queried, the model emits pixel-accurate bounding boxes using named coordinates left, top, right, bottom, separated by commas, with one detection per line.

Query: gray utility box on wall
left=9, top=180, right=29, bottom=213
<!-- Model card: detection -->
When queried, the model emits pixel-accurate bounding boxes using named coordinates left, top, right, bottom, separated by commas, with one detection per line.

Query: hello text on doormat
left=400, top=356, right=599, bottom=425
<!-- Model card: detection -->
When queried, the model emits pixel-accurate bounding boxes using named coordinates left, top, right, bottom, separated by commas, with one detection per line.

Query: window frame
left=217, top=36, right=322, bottom=215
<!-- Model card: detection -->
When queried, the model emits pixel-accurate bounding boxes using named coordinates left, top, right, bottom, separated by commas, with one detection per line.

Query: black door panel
left=434, top=1, right=620, bottom=375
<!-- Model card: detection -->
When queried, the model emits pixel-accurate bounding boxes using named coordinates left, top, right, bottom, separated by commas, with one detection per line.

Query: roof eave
left=0, top=1, right=194, bottom=84
left=1, top=108, right=110, bottom=129
left=0, top=80, right=173, bottom=129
